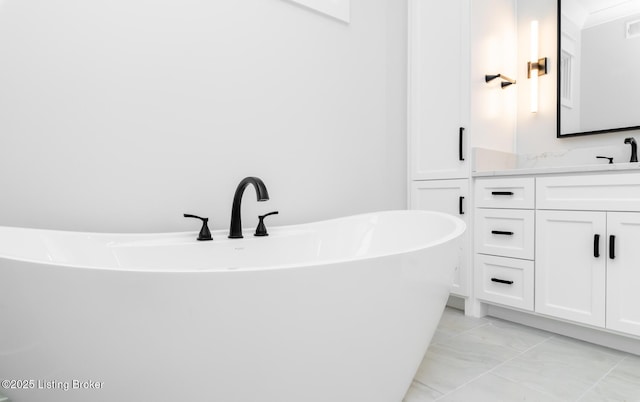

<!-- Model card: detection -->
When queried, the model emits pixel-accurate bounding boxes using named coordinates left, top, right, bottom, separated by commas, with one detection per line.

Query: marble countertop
left=473, top=162, right=640, bottom=177
left=472, top=147, right=640, bottom=177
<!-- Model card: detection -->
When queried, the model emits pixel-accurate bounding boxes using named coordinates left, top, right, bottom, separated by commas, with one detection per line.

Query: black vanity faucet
left=625, top=137, right=638, bottom=163
left=228, top=177, right=269, bottom=239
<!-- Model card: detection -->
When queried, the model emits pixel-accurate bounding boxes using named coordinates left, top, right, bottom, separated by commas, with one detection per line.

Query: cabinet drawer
left=475, top=254, right=534, bottom=311
left=537, top=173, right=640, bottom=211
left=475, top=177, right=535, bottom=209
left=475, top=209, right=535, bottom=259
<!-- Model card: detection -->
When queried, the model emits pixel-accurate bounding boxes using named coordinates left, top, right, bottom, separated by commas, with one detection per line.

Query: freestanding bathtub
left=0, top=210, right=464, bottom=402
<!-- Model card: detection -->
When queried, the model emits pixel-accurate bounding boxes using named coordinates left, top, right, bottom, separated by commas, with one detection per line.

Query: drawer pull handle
left=491, top=230, right=514, bottom=236
left=459, top=196, right=465, bottom=215
left=491, top=191, right=514, bottom=196
left=609, top=235, right=616, bottom=259
left=594, top=234, right=600, bottom=258
left=491, top=278, right=514, bottom=285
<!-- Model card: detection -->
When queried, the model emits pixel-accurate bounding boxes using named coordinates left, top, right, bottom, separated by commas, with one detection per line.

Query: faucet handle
left=596, top=156, right=614, bottom=164
left=624, top=137, right=638, bottom=163
left=254, top=211, right=279, bottom=237
left=183, top=214, right=213, bottom=241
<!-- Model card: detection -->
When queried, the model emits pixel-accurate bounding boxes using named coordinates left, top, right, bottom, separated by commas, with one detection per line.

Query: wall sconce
left=528, top=20, right=548, bottom=113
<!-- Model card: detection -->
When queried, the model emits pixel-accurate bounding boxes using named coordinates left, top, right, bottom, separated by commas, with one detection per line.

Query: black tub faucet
left=229, top=177, right=269, bottom=239
left=625, top=137, right=638, bottom=163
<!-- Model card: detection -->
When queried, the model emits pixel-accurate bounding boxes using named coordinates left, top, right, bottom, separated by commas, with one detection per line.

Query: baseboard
left=486, top=304, right=640, bottom=356
left=446, top=295, right=465, bottom=311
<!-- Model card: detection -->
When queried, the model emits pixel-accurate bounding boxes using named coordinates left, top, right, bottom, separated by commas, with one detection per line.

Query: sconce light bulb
left=530, top=20, right=539, bottom=113
left=531, top=20, right=539, bottom=62
left=530, top=76, right=538, bottom=113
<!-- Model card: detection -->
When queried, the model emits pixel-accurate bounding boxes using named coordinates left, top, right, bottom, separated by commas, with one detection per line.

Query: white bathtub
left=0, top=210, right=464, bottom=402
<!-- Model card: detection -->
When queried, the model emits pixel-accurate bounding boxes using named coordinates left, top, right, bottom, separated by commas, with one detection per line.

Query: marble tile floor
left=404, top=307, right=640, bottom=402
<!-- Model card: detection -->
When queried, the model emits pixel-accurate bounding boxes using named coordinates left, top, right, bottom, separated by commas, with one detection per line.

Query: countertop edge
left=472, top=163, right=640, bottom=177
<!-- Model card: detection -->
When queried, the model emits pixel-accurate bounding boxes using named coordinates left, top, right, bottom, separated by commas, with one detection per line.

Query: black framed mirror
left=557, top=0, right=640, bottom=137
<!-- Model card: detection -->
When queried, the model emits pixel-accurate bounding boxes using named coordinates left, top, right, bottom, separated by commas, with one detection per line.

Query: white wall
left=470, top=0, right=518, bottom=153
left=516, top=0, right=640, bottom=156
left=0, top=0, right=407, bottom=232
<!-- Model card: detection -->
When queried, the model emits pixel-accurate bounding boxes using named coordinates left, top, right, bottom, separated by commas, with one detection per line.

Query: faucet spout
left=625, top=137, right=638, bottom=163
left=229, top=177, right=269, bottom=239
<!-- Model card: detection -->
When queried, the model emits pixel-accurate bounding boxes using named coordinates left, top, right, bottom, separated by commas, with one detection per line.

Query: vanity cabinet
left=470, top=167, right=640, bottom=349
left=410, top=180, right=469, bottom=296
left=408, top=0, right=469, bottom=180
left=535, top=173, right=640, bottom=337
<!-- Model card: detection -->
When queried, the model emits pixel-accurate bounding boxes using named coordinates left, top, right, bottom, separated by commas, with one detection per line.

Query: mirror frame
left=557, top=0, right=640, bottom=137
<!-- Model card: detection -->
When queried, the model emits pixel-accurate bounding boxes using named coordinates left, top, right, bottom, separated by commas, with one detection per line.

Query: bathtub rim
left=0, top=210, right=465, bottom=273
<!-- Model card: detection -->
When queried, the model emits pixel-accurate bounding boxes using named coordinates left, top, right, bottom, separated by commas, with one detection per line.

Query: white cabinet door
left=410, top=180, right=469, bottom=296
left=408, top=0, right=469, bottom=180
left=606, top=212, right=640, bottom=336
left=535, top=210, right=606, bottom=327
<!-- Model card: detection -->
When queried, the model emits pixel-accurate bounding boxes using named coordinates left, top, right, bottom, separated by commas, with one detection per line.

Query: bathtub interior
left=0, top=210, right=463, bottom=271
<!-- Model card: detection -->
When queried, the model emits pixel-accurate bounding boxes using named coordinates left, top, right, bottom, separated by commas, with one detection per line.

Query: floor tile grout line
left=489, top=372, right=565, bottom=402
left=429, top=312, right=553, bottom=399
left=432, top=332, right=556, bottom=400
left=405, top=380, right=444, bottom=401
left=415, top=318, right=495, bottom=395
left=573, top=355, right=627, bottom=401
left=487, top=336, right=569, bottom=402
left=429, top=320, right=492, bottom=347
left=418, top=310, right=637, bottom=402
left=492, top=335, right=631, bottom=402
